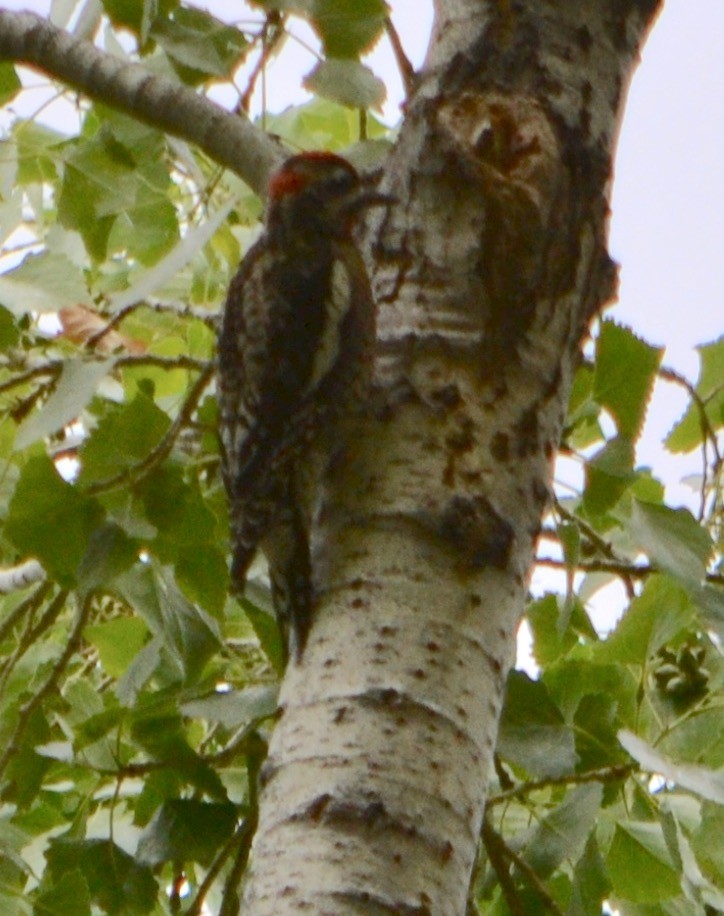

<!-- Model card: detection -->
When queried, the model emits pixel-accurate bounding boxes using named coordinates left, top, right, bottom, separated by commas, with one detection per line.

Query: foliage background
left=0, top=2, right=722, bottom=914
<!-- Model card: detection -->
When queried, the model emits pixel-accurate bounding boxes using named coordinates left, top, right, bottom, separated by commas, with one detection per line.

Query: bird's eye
left=324, top=169, right=356, bottom=193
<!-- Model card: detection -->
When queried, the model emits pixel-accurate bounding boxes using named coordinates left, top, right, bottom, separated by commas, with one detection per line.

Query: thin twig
left=535, top=555, right=649, bottom=578
left=552, top=499, right=636, bottom=599
left=115, top=353, right=210, bottom=371
left=384, top=15, right=416, bottom=97
left=187, top=816, right=254, bottom=916
left=492, top=829, right=564, bottom=916
left=0, top=588, right=67, bottom=697
left=659, top=363, right=723, bottom=522
left=218, top=737, right=265, bottom=916
left=535, top=555, right=724, bottom=587
left=0, top=354, right=209, bottom=396
left=239, top=12, right=286, bottom=114
left=0, top=580, right=52, bottom=644
left=487, top=764, right=633, bottom=807
left=218, top=814, right=257, bottom=916
left=0, top=590, right=87, bottom=780
left=0, top=361, right=61, bottom=395
left=659, top=364, right=722, bottom=466
left=481, top=819, right=525, bottom=916
left=85, top=362, right=214, bottom=494
left=85, top=297, right=218, bottom=349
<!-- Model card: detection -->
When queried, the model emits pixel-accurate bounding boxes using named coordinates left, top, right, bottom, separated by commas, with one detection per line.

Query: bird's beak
left=351, top=190, right=396, bottom=213
left=336, top=187, right=396, bottom=224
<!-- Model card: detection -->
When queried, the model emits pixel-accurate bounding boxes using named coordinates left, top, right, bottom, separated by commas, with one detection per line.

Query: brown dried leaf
left=59, top=304, right=146, bottom=354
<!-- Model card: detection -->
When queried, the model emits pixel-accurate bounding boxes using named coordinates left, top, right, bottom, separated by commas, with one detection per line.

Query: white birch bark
left=242, top=1, right=662, bottom=913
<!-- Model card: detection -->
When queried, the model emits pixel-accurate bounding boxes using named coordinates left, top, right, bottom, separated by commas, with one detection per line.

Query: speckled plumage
left=217, top=152, right=379, bottom=660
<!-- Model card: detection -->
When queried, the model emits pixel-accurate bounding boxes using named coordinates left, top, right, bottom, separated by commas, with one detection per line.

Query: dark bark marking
left=439, top=495, right=515, bottom=570
left=490, top=431, right=510, bottom=462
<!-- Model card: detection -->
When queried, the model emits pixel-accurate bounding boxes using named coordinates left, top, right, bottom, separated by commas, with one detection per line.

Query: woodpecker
left=217, top=151, right=386, bottom=661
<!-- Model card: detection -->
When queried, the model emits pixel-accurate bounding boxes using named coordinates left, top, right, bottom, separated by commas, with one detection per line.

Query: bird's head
left=266, top=151, right=390, bottom=236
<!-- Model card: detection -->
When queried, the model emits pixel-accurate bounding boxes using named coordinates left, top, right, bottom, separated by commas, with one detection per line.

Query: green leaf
left=593, top=575, right=694, bottom=666
left=0, top=194, right=22, bottom=254
left=0, top=304, right=20, bottom=350
left=45, top=838, right=157, bottom=916
left=241, top=589, right=285, bottom=674
left=527, top=594, right=597, bottom=667
left=58, top=128, right=178, bottom=264
left=15, top=359, right=114, bottom=450
left=497, top=672, right=577, bottom=778
left=594, top=321, right=663, bottom=441
left=74, top=706, right=125, bottom=749
left=666, top=335, right=724, bottom=452
left=569, top=834, right=611, bottom=916
left=627, top=500, right=712, bottom=588
left=4, top=706, right=52, bottom=809
left=544, top=659, right=637, bottom=728
left=0, top=62, right=21, bottom=106
left=181, top=684, right=278, bottom=730
left=101, top=0, right=147, bottom=34
left=583, top=435, right=636, bottom=516
left=85, top=617, right=149, bottom=679
left=696, top=584, right=724, bottom=642
left=5, top=456, right=105, bottom=586
left=304, top=59, right=386, bottom=109
left=658, top=706, right=724, bottom=768
left=33, top=869, right=91, bottom=916
left=57, top=144, right=116, bottom=262
left=619, top=731, right=724, bottom=804
left=12, top=121, right=62, bottom=185
left=0, top=253, right=87, bottom=316
left=264, top=97, right=389, bottom=151
left=692, top=802, right=724, bottom=888
left=522, top=784, right=603, bottom=878
left=175, top=545, right=228, bottom=618
left=77, top=522, right=139, bottom=592
left=567, top=361, right=595, bottom=417
left=607, top=822, right=680, bottom=903
left=151, top=7, right=250, bottom=83
left=138, top=465, right=216, bottom=561
left=101, top=0, right=178, bottom=43
left=115, top=563, right=219, bottom=684
left=131, top=705, right=227, bottom=799
left=108, top=194, right=237, bottom=311
left=117, top=637, right=162, bottom=706
left=136, top=799, right=237, bottom=867
left=79, top=393, right=170, bottom=484
left=308, top=0, right=387, bottom=57
left=574, top=693, right=623, bottom=773
left=558, top=520, right=580, bottom=570
left=106, top=198, right=178, bottom=268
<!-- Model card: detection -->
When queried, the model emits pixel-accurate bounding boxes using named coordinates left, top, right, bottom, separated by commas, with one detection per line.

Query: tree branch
left=0, top=559, right=46, bottom=594
left=487, top=764, right=633, bottom=807
left=0, top=589, right=80, bottom=781
left=488, top=826, right=564, bottom=916
left=0, top=10, right=282, bottom=196
left=85, top=362, right=215, bottom=495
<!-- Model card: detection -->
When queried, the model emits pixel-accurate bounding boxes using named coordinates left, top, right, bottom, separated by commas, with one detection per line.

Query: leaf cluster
left=475, top=321, right=724, bottom=914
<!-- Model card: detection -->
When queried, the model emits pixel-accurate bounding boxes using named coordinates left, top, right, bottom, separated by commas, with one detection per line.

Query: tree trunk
left=242, top=1, right=661, bottom=913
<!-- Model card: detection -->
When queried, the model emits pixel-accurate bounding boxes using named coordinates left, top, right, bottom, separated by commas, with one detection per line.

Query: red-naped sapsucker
left=217, top=152, right=385, bottom=661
